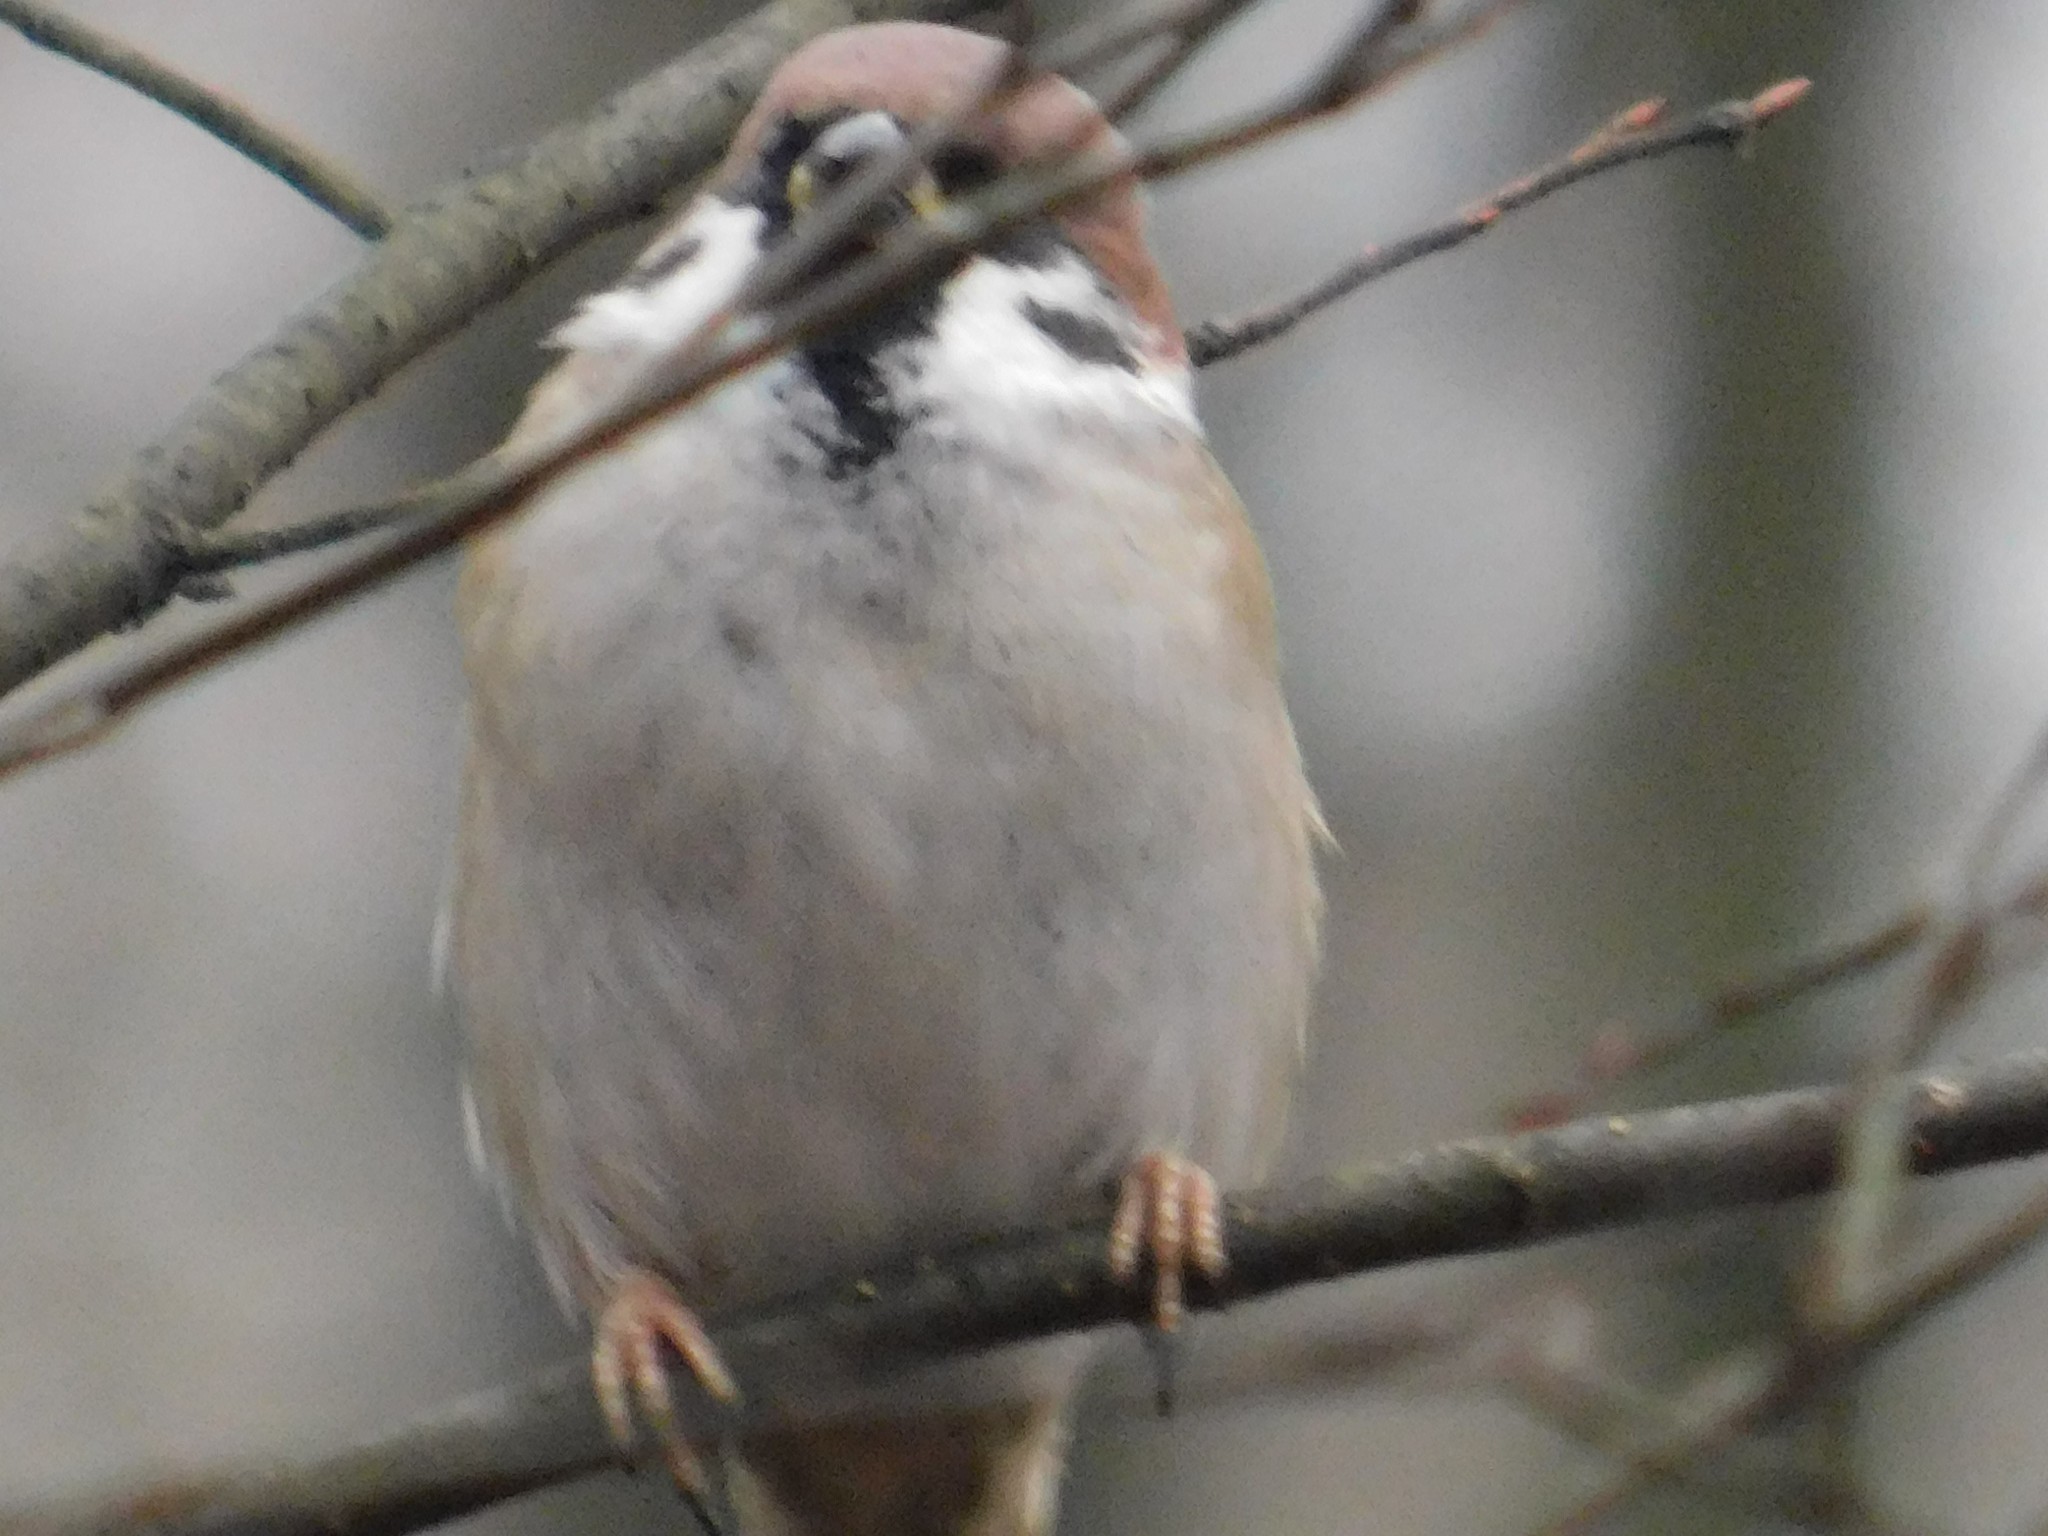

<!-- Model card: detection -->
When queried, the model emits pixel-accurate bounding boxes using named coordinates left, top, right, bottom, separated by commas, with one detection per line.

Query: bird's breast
left=453, top=330, right=1314, bottom=1308
left=461, top=342, right=1222, bottom=845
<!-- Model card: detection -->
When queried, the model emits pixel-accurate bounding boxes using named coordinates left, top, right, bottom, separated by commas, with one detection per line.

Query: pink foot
left=1107, top=1152, right=1226, bottom=1332
left=591, top=1268, right=738, bottom=1503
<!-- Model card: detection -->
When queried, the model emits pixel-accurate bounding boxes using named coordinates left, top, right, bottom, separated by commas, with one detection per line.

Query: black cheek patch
left=1019, top=299, right=1140, bottom=374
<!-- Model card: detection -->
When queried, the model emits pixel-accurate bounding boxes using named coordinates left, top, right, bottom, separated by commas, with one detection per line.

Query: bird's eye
left=758, top=114, right=826, bottom=187
left=740, top=112, right=849, bottom=231
left=930, top=142, right=1001, bottom=195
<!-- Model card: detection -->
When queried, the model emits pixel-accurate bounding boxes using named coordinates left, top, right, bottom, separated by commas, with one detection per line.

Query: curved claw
left=591, top=1269, right=739, bottom=1527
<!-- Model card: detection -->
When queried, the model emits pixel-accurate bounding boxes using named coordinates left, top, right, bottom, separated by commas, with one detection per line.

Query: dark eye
left=758, top=114, right=824, bottom=185
left=930, top=142, right=1001, bottom=195
left=742, top=112, right=843, bottom=231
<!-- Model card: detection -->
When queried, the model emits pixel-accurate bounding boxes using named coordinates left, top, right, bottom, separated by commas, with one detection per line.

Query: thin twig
left=1535, top=1176, right=2048, bottom=1536
left=1295, top=0, right=1429, bottom=111
left=1665, top=908, right=1927, bottom=1040
left=1133, top=0, right=1515, bottom=179
left=0, top=0, right=392, bottom=239
left=1087, top=0, right=1259, bottom=120
left=1188, top=76, right=1811, bottom=367
left=13, top=1049, right=2048, bottom=1536
left=1505, top=904, right=1930, bottom=1131
left=1809, top=927, right=1980, bottom=1327
left=1962, top=721, right=2048, bottom=901
left=1495, top=1297, right=1865, bottom=1529
left=0, top=1, right=1561, bottom=779
left=1807, top=724, right=2048, bottom=1329
left=1010, top=0, right=1242, bottom=93
left=1508, top=857, right=2048, bottom=1136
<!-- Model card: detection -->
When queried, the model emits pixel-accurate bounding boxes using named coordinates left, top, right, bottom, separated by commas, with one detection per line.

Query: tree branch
left=0, top=0, right=983, bottom=705
left=12, top=1048, right=2048, bottom=1536
left=0, top=0, right=394, bottom=239
left=1533, top=1175, right=2048, bottom=1536
left=174, top=0, right=1520, bottom=587
left=1808, top=716, right=2048, bottom=1329
left=1091, top=0, right=1251, bottom=119
left=1507, top=860, right=2048, bottom=1134
left=1186, top=77, right=1810, bottom=367
left=1493, top=1295, right=1867, bottom=1529
left=0, top=65, right=1806, bottom=781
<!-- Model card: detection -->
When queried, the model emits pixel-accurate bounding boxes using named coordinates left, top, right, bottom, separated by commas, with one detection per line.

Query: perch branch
left=0, top=0, right=393, bottom=238
left=12, top=1047, right=2048, bottom=1536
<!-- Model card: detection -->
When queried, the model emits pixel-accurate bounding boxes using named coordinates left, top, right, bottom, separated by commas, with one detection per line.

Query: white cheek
left=906, top=254, right=1200, bottom=441
left=550, top=199, right=767, bottom=355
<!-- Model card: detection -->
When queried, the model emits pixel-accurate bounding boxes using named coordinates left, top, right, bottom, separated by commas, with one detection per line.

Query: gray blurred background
left=3, top=3, right=2043, bottom=1533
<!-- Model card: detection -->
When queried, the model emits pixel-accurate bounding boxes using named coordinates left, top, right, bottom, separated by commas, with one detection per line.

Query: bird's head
left=555, top=23, right=1185, bottom=380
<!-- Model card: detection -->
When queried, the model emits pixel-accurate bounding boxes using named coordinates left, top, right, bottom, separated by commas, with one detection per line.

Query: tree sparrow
left=447, top=22, right=1324, bottom=1536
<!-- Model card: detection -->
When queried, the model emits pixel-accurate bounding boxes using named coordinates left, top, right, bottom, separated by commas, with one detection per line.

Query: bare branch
left=1086, top=0, right=1259, bottom=119
left=1962, top=721, right=2048, bottom=901
left=1507, top=859, right=2048, bottom=1139
left=1808, top=717, right=2048, bottom=1328
left=1494, top=1295, right=1867, bottom=1529
left=0, top=0, right=984, bottom=707
left=12, top=1049, right=2048, bottom=1536
left=1511, top=805, right=2048, bottom=1141
left=0, top=64, right=1805, bottom=782
left=0, top=0, right=393, bottom=239
left=1601, top=907, right=1929, bottom=1074
left=1506, top=905, right=1933, bottom=1132
left=1294, top=0, right=1437, bottom=112
left=174, top=0, right=1480, bottom=578
left=1131, top=0, right=1517, bottom=178
left=1534, top=1177, right=2048, bottom=1536
left=1187, top=77, right=1811, bottom=368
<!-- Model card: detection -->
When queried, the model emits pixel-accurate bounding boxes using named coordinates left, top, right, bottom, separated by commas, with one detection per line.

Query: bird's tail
left=737, top=1396, right=1069, bottom=1536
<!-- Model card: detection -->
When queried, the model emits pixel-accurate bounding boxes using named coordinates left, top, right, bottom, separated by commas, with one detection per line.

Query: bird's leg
left=1107, top=1152, right=1226, bottom=1414
left=592, top=1268, right=740, bottom=1533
